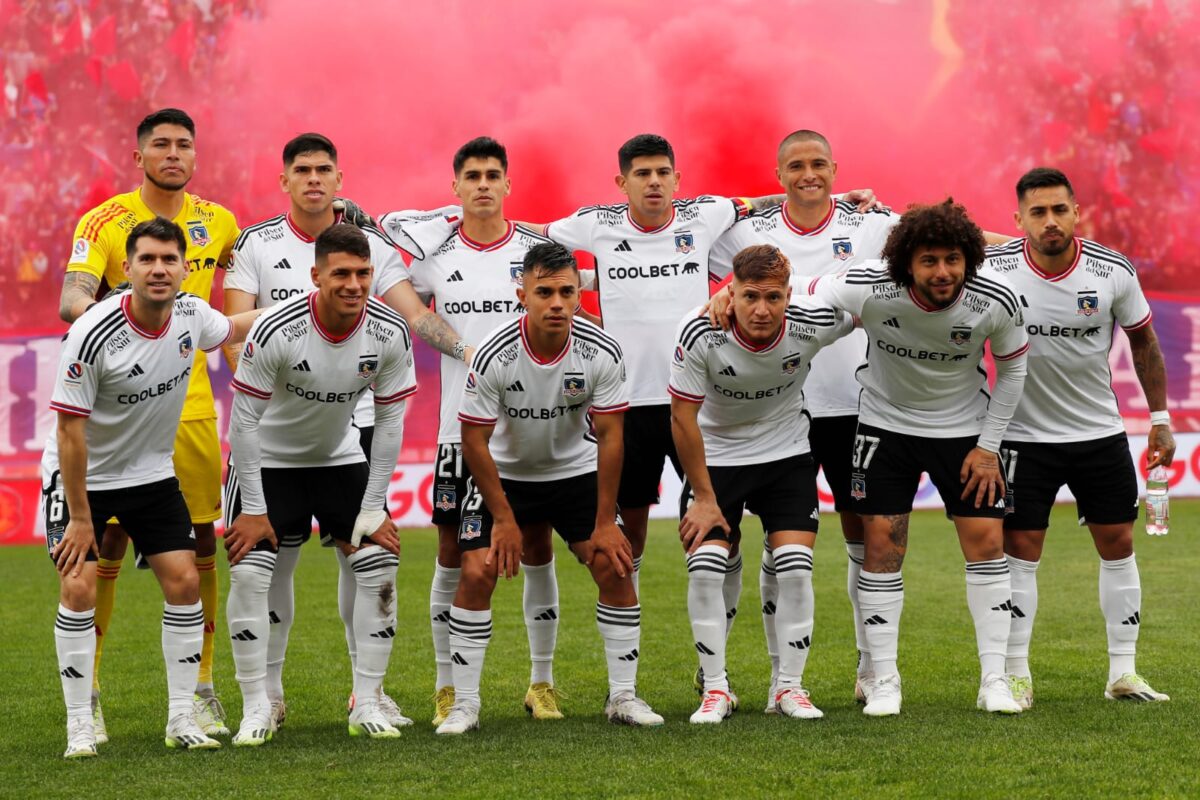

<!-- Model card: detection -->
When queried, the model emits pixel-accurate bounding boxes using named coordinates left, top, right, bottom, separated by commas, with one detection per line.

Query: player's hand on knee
left=487, top=518, right=522, bottom=580
left=960, top=447, right=1004, bottom=509
left=351, top=508, right=390, bottom=549
left=679, top=498, right=730, bottom=554
left=704, top=286, right=734, bottom=330
left=54, top=518, right=98, bottom=577
left=365, top=517, right=400, bottom=556
left=588, top=520, right=633, bottom=577
left=225, top=513, right=276, bottom=565
left=1147, top=426, right=1176, bottom=468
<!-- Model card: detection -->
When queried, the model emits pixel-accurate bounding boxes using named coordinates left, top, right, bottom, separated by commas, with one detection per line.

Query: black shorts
left=808, top=414, right=859, bottom=512
left=679, top=454, right=820, bottom=541
left=1001, top=434, right=1139, bottom=530
left=42, top=471, right=193, bottom=563
left=225, top=462, right=368, bottom=550
left=459, top=472, right=598, bottom=551
left=617, top=404, right=682, bottom=508
left=430, top=443, right=472, bottom=527
left=849, top=423, right=1007, bottom=518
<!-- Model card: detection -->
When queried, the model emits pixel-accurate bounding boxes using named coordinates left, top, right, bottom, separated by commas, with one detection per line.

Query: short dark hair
left=453, top=137, right=508, bottom=174
left=776, top=129, right=832, bottom=162
left=1016, top=167, right=1074, bottom=202
left=522, top=242, right=578, bottom=280
left=618, top=134, right=674, bottom=174
left=136, top=108, right=195, bottom=145
left=732, top=244, right=791, bottom=285
left=881, top=199, right=986, bottom=287
left=283, top=132, right=337, bottom=167
left=315, top=224, right=371, bottom=265
left=125, top=217, right=187, bottom=262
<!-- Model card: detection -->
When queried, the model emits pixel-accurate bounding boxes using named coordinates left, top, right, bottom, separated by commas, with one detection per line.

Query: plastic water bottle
left=1145, top=466, right=1169, bottom=536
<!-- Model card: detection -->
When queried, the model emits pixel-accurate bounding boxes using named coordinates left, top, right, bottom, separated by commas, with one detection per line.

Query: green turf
left=2, top=503, right=1197, bottom=799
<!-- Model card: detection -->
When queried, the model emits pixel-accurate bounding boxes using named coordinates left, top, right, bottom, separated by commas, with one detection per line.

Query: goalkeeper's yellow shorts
left=104, top=418, right=223, bottom=527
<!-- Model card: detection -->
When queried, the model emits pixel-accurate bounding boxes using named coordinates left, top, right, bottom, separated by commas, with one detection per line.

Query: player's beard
left=1034, top=234, right=1071, bottom=257
left=146, top=170, right=191, bottom=193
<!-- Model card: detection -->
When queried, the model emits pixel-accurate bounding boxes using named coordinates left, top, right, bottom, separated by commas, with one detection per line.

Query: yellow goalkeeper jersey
left=67, top=188, right=240, bottom=421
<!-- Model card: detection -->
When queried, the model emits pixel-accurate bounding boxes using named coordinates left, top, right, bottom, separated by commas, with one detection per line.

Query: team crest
left=510, top=262, right=524, bottom=285
left=435, top=486, right=457, bottom=512
left=949, top=326, right=972, bottom=346
left=1077, top=291, right=1100, bottom=316
left=563, top=374, right=587, bottom=398
left=850, top=474, right=867, bottom=500
left=187, top=223, right=210, bottom=247
left=460, top=515, right=482, bottom=541
left=674, top=231, right=695, bottom=254
left=178, top=333, right=193, bottom=359
left=832, top=239, right=853, bottom=260
left=358, top=357, right=379, bottom=380
left=781, top=353, right=803, bottom=374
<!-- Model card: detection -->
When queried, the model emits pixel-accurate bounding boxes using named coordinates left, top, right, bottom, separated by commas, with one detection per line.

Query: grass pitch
left=2, top=503, right=1198, bottom=799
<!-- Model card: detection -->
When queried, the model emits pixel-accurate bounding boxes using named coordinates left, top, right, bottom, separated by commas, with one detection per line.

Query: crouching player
left=438, top=242, right=663, bottom=734
left=46, top=218, right=260, bottom=757
left=223, top=225, right=417, bottom=744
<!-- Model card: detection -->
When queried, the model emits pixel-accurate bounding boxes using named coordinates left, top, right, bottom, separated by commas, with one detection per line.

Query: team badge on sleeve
left=563, top=374, right=587, bottom=398
left=832, top=239, right=853, bottom=260
left=1076, top=291, right=1100, bottom=316
left=674, top=231, right=695, bottom=254
left=357, top=357, right=379, bottom=380
left=781, top=353, right=803, bottom=375
left=187, top=223, right=210, bottom=247
left=178, top=333, right=194, bottom=359
left=949, top=326, right=973, bottom=346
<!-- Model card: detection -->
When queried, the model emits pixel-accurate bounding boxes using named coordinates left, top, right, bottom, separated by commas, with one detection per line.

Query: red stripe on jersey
left=459, top=221, right=515, bottom=252
left=458, top=413, right=497, bottom=425
left=1023, top=237, right=1081, bottom=281
left=50, top=401, right=91, bottom=417
left=374, top=385, right=417, bottom=404
left=627, top=206, right=676, bottom=234
left=1122, top=311, right=1153, bottom=332
left=308, top=292, right=365, bottom=344
left=122, top=294, right=172, bottom=339
left=231, top=379, right=272, bottom=399
left=668, top=386, right=704, bottom=403
left=994, top=343, right=1029, bottom=361
left=202, top=319, right=235, bottom=352
left=82, top=204, right=125, bottom=242
left=731, top=319, right=784, bottom=352
left=907, top=286, right=962, bottom=313
left=286, top=211, right=343, bottom=243
left=519, top=316, right=570, bottom=365
left=807, top=276, right=821, bottom=295
left=591, top=402, right=629, bottom=414
left=780, top=200, right=835, bottom=237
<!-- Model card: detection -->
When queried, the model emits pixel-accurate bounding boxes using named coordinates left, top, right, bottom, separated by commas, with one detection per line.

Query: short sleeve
left=699, top=195, right=742, bottom=237
left=989, top=303, right=1030, bottom=363
left=65, top=210, right=116, bottom=279
left=217, top=210, right=240, bottom=267
left=373, top=329, right=418, bottom=406
left=49, top=324, right=101, bottom=417
left=223, top=232, right=260, bottom=296
left=709, top=220, right=757, bottom=283
left=805, top=272, right=870, bottom=317
left=230, top=317, right=281, bottom=400
left=667, top=314, right=711, bottom=404
left=855, top=211, right=899, bottom=263
left=1113, top=265, right=1153, bottom=332
left=590, top=351, right=629, bottom=414
left=457, top=364, right=502, bottom=425
left=371, top=235, right=412, bottom=298
left=545, top=209, right=595, bottom=253
left=197, top=304, right=234, bottom=352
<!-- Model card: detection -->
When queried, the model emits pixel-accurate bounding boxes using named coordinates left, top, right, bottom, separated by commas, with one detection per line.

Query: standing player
left=708, top=130, right=898, bottom=704
left=439, top=242, right=662, bottom=734
left=222, top=132, right=459, bottom=728
left=808, top=200, right=1029, bottom=716
left=670, top=245, right=852, bottom=723
left=986, top=168, right=1173, bottom=706
left=46, top=219, right=258, bottom=757
left=223, top=224, right=417, bottom=745
left=378, top=137, right=565, bottom=725
left=58, top=108, right=239, bottom=739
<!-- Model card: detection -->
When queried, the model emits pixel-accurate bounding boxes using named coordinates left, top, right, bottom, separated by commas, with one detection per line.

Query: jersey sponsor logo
left=718, top=365, right=736, bottom=376
left=260, top=226, right=286, bottom=242
left=1077, top=291, right=1100, bottom=316
left=178, top=332, right=194, bottom=359
left=1026, top=324, right=1102, bottom=338
left=269, top=288, right=306, bottom=301
left=495, top=343, right=520, bottom=366
left=510, top=263, right=524, bottom=285
left=712, top=380, right=794, bottom=400
left=706, top=331, right=729, bottom=346
left=506, top=380, right=525, bottom=392
left=118, top=366, right=191, bottom=404
left=441, top=299, right=524, bottom=315
left=572, top=339, right=598, bottom=361
left=105, top=329, right=131, bottom=355
left=832, top=238, right=853, bottom=260
left=358, top=357, right=378, bottom=380
left=871, top=283, right=903, bottom=299
left=988, top=255, right=1020, bottom=271
left=963, top=294, right=992, bottom=315
left=781, top=353, right=803, bottom=374
left=292, top=360, right=311, bottom=372
left=127, top=363, right=145, bottom=378
left=280, top=319, right=309, bottom=342
left=674, top=231, right=695, bottom=254
left=506, top=403, right=585, bottom=420
left=606, top=262, right=700, bottom=280
left=949, top=326, right=973, bottom=346
left=435, top=485, right=457, bottom=511
left=187, top=223, right=210, bottom=247
left=875, top=339, right=959, bottom=362
left=1083, top=259, right=1112, bottom=279
left=366, top=318, right=395, bottom=343
left=284, top=382, right=361, bottom=404
left=563, top=374, right=587, bottom=398
left=65, top=362, right=84, bottom=383
left=72, top=238, right=90, bottom=261
left=461, top=515, right=483, bottom=540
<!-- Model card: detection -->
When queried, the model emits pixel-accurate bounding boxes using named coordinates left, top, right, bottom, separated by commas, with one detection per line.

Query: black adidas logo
left=719, top=366, right=737, bottom=377
left=292, top=360, right=311, bottom=372
left=618, top=649, right=639, bottom=662
left=507, top=381, right=525, bottom=392
left=60, top=666, right=84, bottom=679
left=614, top=240, right=632, bottom=252
left=447, top=270, right=464, bottom=282
left=231, top=629, right=258, bottom=641
left=787, top=636, right=811, bottom=650
left=433, top=610, right=451, bottom=623
left=695, top=642, right=716, bottom=656
left=1122, top=612, right=1141, bottom=626
left=863, top=615, right=888, bottom=626
left=370, top=626, right=396, bottom=639
left=178, top=653, right=202, bottom=664
left=272, top=258, right=292, bottom=270
left=126, top=363, right=144, bottom=378
left=451, top=652, right=469, bottom=666
left=762, top=601, right=777, bottom=615
left=533, top=609, right=558, bottom=621
left=268, top=611, right=281, bottom=624
left=882, top=317, right=900, bottom=329
left=991, top=600, right=1014, bottom=613
left=1009, top=604, right=1026, bottom=619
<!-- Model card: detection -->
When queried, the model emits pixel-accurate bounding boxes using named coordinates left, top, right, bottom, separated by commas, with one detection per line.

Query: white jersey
left=808, top=261, right=1029, bottom=438
left=409, top=222, right=553, bottom=445
left=985, top=237, right=1153, bottom=442
left=668, top=301, right=852, bottom=466
left=547, top=196, right=748, bottom=407
left=231, top=293, right=416, bottom=468
left=44, top=292, right=233, bottom=490
left=710, top=199, right=898, bottom=417
left=458, top=316, right=628, bottom=482
left=225, top=212, right=411, bottom=427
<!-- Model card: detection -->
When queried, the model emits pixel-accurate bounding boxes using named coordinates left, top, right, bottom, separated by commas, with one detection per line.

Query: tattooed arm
left=59, top=272, right=101, bottom=323
left=382, top=281, right=474, bottom=365
left=1127, top=323, right=1175, bottom=467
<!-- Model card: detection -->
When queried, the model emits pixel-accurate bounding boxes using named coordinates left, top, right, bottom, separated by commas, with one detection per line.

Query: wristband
left=452, top=340, right=467, bottom=362
left=1150, top=410, right=1171, bottom=427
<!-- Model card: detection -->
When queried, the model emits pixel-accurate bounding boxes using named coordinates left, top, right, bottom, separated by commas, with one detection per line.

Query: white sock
left=522, top=560, right=559, bottom=686
left=227, top=551, right=275, bottom=711
left=845, top=541, right=870, bottom=674
left=687, top=545, right=729, bottom=692
left=858, top=569, right=903, bottom=679
left=430, top=562, right=460, bottom=691
left=266, top=545, right=301, bottom=704
left=723, top=551, right=743, bottom=640
left=448, top=606, right=491, bottom=707
left=760, top=548, right=779, bottom=686
left=965, top=559, right=1013, bottom=678
left=348, top=547, right=400, bottom=700
left=631, top=555, right=643, bottom=598
left=774, top=544, right=815, bottom=688
left=162, top=601, right=205, bottom=719
left=335, top=548, right=357, bottom=674
left=1100, top=554, right=1141, bottom=682
left=55, top=605, right=96, bottom=721
left=596, top=602, right=640, bottom=697
left=1005, top=555, right=1039, bottom=678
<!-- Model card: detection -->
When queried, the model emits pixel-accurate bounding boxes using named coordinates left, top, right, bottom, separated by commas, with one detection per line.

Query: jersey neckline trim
left=519, top=316, right=570, bottom=366
left=1023, top=236, right=1081, bottom=282
left=627, top=206, right=676, bottom=234
left=781, top=199, right=835, bottom=236
left=121, top=294, right=172, bottom=339
left=308, top=292, right=365, bottom=344
left=286, top=211, right=344, bottom=243
left=731, top=319, right=785, bottom=352
left=459, top=221, right=515, bottom=251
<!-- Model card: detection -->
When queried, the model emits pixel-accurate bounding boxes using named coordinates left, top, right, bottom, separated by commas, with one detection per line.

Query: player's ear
left=122, top=259, right=132, bottom=280
left=311, top=264, right=320, bottom=288
left=279, top=170, right=289, bottom=193
left=503, top=175, right=512, bottom=196
left=614, top=173, right=627, bottom=195
left=516, top=284, right=526, bottom=306
left=1013, top=209, right=1024, bottom=232
left=830, top=160, right=837, bottom=180
left=334, top=168, right=343, bottom=193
